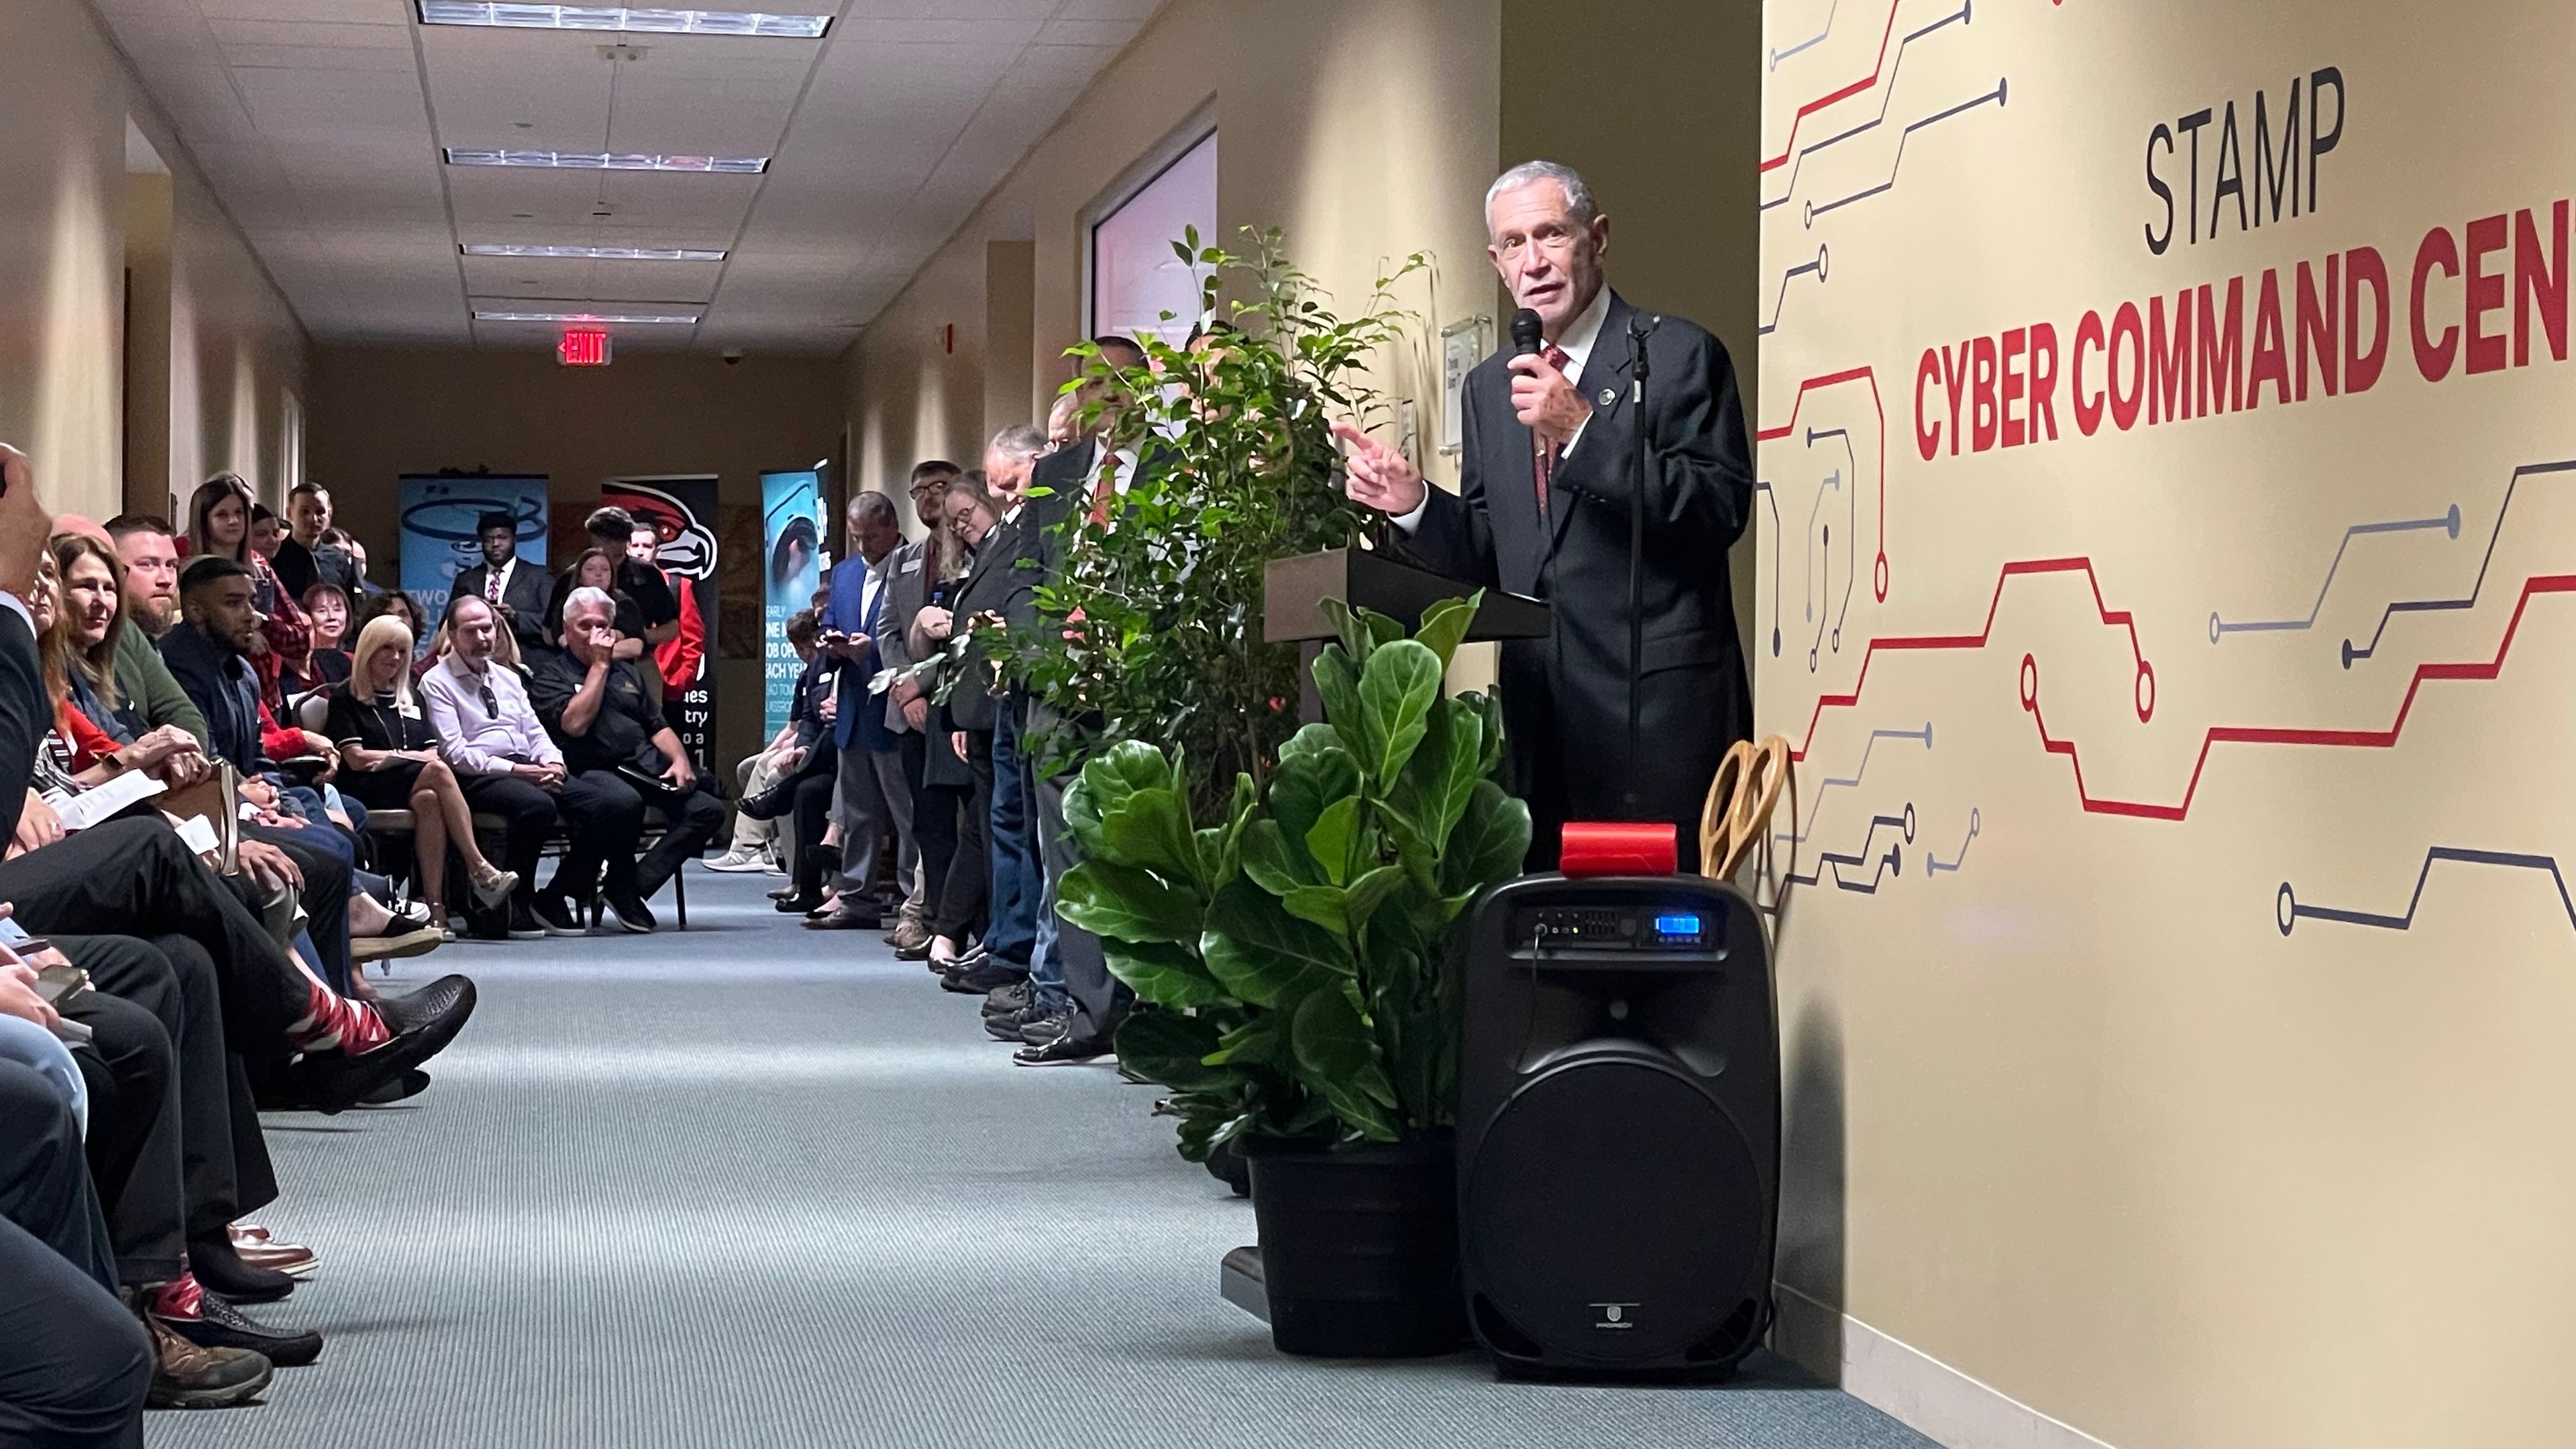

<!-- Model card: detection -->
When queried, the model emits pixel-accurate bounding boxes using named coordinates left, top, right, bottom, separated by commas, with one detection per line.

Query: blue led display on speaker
left=1654, top=913, right=1702, bottom=937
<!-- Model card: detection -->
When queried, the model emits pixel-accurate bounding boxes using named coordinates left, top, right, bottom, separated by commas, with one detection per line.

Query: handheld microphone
left=1509, top=308, right=1543, bottom=358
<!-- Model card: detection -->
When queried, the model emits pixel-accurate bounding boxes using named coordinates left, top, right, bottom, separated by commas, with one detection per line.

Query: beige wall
left=1758, top=1, right=2576, bottom=1444
left=164, top=156, right=309, bottom=515
left=0, top=1, right=305, bottom=523
left=1502, top=0, right=1764, bottom=678
left=845, top=0, right=1503, bottom=527
left=305, top=347, right=849, bottom=771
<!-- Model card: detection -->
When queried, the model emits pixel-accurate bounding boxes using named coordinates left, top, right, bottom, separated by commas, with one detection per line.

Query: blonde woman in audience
left=325, top=616, right=519, bottom=938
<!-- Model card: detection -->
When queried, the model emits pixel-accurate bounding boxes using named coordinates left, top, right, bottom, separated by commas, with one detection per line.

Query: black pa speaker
left=1456, top=874, right=1778, bottom=1378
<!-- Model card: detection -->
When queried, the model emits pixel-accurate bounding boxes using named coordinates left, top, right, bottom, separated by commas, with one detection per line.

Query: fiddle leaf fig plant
left=1056, top=592, right=1531, bottom=1157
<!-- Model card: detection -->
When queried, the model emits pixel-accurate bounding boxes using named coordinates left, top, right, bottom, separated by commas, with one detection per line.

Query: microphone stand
left=1623, top=312, right=1658, bottom=818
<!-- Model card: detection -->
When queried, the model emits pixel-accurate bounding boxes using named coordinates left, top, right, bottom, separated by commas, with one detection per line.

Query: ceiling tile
left=103, top=0, right=1161, bottom=350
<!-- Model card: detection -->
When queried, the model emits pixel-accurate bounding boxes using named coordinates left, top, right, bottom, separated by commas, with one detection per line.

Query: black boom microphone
left=1510, top=308, right=1544, bottom=359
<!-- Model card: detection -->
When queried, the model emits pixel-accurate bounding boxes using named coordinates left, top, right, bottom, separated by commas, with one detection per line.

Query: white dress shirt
left=1391, top=283, right=1613, bottom=533
left=420, top=652, right=561, bottom=776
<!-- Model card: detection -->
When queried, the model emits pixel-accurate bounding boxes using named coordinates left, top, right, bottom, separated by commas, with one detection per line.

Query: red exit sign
left=558, top=326, right=612, bottom=366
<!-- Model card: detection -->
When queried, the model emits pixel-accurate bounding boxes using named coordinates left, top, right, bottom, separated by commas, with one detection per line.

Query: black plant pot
left=1247, top=1133, right=1466, bottom=1358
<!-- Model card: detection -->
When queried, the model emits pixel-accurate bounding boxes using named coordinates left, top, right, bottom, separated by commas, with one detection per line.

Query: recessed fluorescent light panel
left=444, top=148, right=769, bottom=174
left=474, top=310, right=700, bottom=325
left=463, top=244, right=727, bottom=262
left=419, top=3, right=832, bottom=37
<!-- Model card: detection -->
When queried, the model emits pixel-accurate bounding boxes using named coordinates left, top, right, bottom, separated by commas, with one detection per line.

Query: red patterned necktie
left=485, top=566, right=502, bottom=603
left=1088, top=454, right=1120, bottom=527
left=1534, top=343, right=1571, bottom=513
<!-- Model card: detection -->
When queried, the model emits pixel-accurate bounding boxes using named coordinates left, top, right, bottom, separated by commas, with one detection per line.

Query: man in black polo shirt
left=527, top=586, right=724, bottom=932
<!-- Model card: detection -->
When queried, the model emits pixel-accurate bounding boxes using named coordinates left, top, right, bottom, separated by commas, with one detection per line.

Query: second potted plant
left=1057, top=592, right=1530, bottom=1356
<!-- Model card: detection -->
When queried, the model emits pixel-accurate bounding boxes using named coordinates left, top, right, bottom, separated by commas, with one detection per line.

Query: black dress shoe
left=983, top=1003, right=1044, bottom=1041
left=735, top=782, right=793, bottom=822
left=804, top=904, right=882, bottom=930
left=603, top=892, right=656, bottom=933
left=943, top=959, right=1028, bottom=994
left=981, top=980, right=1034, bottom=1017
left=894, top=937, right=932, bottom=961
left=185, top=1236, right=294, bottom=1305
left=374, top=975, right=478, bottom=1063
left=359, top=1069, right=431, bottom=1106
left=1012, top=1028, right=1111, bottom=1066
left=1016, top=1008, right=1071, bottom=1046
left=530, top=892, right=584, bottom=937
left=289, top=1030, right=445, bottom=1116
left=775, top=892, right=822, bottom=914
left=165, top=1289, right=324, bottom=1368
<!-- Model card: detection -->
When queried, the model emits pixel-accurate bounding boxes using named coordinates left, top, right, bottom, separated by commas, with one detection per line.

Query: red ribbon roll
left=1558, top=820, right=1677, bottom=878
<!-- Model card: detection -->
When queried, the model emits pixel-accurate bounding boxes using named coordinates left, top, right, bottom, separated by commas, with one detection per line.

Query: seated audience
left=735, top=612, right=843, bottom=912
left=17, top=555, right=209, bottom=899
left=184, top=476, right=312, bottom=697
left=156, top=557, right=382, bottom=991
left=0, top=443, right=482, bottom=1428
left=38, top=535, right=210, bottom=798
left=300, top=582, right=352, bottom=686
left=526, top=588, right=724, bottom=932
left=101, top=515, right=211, bottom=749
left=708, top=608, right=828, bottom=874
left=269, top=483, right=343, bottom=601
left=0, top=1055, right=170, bottom=1434
left=419, top=594, right=570, bottom=938
left=325, top=616, right=519, bottom=939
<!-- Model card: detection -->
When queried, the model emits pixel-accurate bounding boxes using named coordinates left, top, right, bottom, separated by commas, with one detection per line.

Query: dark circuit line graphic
left=1807, top=78, right=2009, bottom=225
left=1762, top=0, right=1975, bottom=212
left=2277, top=847, right=2576, bottom=936
left=2342, top=459, right=2576, bottom=667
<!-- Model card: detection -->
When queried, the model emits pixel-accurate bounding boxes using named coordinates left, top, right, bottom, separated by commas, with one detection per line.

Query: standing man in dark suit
left=1335, top=160, right=1754, bottom=867
left=1004, top=337, right=1167, bottom=1065
left=449, top=511, right=553, bottom=657
left=872, top=472, right=949, bottom=954
left=805, top=488, right=917, bottom=930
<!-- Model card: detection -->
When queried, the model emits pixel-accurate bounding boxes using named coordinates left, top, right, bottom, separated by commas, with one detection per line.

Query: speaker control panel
left=1521, top=903, right=1719, bottom=951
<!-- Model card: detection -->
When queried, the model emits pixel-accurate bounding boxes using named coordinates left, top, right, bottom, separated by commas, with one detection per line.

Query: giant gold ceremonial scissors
left=1699, top=735, right=1792, bottom=885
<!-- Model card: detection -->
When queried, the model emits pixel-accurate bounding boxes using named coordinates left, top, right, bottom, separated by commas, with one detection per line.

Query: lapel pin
left=1597, top=387, right=1617, bottom=407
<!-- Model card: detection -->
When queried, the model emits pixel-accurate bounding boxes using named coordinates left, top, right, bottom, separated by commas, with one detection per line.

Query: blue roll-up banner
left=398, top=475, right=549, bottom=648
left=760, top=470, right=823, bottom=739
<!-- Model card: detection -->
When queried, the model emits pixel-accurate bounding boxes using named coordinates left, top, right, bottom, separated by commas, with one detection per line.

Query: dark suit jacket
left=874, top=538, right=936, bottom=737
left=156, top=623, right=272, bottom=778
left=451, top=556, right=553, bottom=653
left=1399, top=289, right=1754, bottom=854
left=0, top=605, right=43, bottom=841
left=943, top=515, right=1032, bottom=733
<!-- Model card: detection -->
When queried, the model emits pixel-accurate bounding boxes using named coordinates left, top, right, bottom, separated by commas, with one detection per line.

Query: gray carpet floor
left=157, top=865, right=1934, bottom=1449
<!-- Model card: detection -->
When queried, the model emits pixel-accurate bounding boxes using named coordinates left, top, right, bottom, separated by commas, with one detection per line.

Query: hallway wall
left=0, top=0, right=306, bottom=522
left=843, top=0, right=1503, bottom=513
left=1756, top=2, right=2576, bottom=1445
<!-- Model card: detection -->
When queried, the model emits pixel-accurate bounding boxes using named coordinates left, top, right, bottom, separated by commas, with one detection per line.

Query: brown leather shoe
left=128, top=1290, right=273, bottom=1409
left=234, top=1238, right=319, bottom=1279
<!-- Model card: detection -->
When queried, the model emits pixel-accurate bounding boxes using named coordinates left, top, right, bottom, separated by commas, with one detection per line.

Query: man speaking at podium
left=1334, top=160, right=1754, bottom=869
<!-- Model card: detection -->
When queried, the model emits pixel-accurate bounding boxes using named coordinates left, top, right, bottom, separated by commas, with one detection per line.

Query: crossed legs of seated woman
left=327, top=619, right=517, bottom=936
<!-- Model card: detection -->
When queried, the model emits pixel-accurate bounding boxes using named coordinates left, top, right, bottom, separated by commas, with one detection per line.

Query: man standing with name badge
left=1334, top=160, right=1755, bottom=869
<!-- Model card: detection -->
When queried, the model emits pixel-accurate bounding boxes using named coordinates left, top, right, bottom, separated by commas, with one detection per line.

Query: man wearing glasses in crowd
left=418, top=594, right=572, bottom=938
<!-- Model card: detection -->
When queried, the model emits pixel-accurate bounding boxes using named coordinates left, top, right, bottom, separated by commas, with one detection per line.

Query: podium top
left=1263, top=548, right=1551, bottom=644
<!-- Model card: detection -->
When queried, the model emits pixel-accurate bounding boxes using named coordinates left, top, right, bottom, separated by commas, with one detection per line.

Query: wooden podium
left=1264, top=548, right=1550, bottom=720
left=1263, top=547, right=1550, bottom=644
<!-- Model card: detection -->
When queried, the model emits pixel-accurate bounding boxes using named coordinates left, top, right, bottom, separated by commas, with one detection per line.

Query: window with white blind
left=1088, top=129, right=1216, bottom=350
